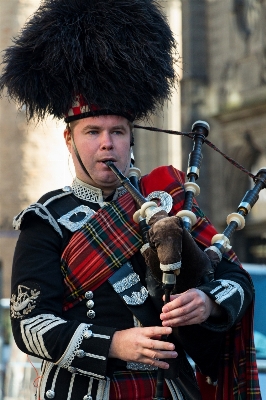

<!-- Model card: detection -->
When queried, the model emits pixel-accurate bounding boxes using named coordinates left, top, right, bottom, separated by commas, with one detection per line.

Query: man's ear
left=64, top=127, right=72, bottom=151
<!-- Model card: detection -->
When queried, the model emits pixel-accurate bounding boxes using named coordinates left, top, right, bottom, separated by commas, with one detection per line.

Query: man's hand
left=109, top=326, right=178, bottom=369
left=160, top=289, right=223, bottom=327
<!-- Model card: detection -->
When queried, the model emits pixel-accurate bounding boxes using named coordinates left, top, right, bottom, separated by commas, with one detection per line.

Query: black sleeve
left=175, top=256, right=254, bottom=381
left=198, top=256, right=253, bottom=329
left=11, top=214, right=117, bottom=379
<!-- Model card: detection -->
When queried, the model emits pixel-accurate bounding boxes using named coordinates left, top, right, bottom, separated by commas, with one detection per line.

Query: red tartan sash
left=215, top=301, right=261, bottom=400
left=61, top=191, right=142, bottom=310
left=109, top=370, right=171, bottom=399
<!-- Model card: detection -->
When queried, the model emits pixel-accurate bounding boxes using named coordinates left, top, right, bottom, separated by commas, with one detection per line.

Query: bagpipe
left=104, top=120, right=266, bottom=400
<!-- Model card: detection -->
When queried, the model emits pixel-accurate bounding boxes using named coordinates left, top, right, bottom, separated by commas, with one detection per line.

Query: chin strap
left=69, top=129, right=92, bottom=179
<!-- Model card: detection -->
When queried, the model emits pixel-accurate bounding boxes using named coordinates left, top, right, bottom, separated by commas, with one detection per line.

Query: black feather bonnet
left=0, top=0, right=178, bottom=121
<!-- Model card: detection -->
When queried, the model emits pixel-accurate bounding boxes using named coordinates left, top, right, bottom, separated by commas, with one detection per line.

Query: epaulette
left=13, top=186, right=76, bottom=237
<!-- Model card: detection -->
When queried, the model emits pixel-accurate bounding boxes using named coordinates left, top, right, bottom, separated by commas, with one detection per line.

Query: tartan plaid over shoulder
left=61, top=192, right=142, bottom=310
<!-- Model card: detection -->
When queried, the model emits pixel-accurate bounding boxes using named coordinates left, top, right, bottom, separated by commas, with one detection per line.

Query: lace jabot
left=71, top=177, right=127, bottom=205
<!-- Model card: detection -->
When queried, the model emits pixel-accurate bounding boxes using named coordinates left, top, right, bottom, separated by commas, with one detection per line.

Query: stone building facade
left=181, top=0, right=266, bottom=262
left=0, top=0, right=73, bottom=300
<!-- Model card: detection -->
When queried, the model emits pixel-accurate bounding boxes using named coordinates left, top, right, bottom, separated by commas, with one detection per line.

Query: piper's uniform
left=1, top=0, right=260, bottom=398
left=10, top=166, right=254, bottom=400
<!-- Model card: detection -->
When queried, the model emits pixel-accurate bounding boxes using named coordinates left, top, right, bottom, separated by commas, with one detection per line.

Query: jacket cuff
left=198, top=279, right=244, bottom=331
left=55, top=323, right=116, bottom=379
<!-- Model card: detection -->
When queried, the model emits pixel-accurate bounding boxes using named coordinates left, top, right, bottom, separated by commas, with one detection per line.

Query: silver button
left=85, top=291, right=93, bottom=300
left=46, top=390, right=55, bottom=399
left=76, top=349, right=86, bottom=358
left=86, top=300, right=94, bottom=309
left=62, top=186, right=72, bottom=192
left=87, top=310, right=96, bottom=319
left=83, top=395, right=93, bottom=400
left=83, top=330, right=93, bottom=339
left=222, top=282, right=229, bottom=288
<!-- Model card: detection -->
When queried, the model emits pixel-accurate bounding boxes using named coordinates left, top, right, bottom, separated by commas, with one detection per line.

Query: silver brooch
left=146, top=191, right=173, bottom=213
left=58, top=205, right=95, bottom=232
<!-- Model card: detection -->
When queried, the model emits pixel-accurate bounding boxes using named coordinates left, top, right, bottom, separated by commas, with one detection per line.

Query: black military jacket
left=10, top=184, right=253, bottom=400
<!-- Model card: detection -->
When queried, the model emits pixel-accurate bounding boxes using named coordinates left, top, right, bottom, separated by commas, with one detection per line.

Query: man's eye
left=113, top=130, right=123, bottom=135
left=87, top=130, right=98, bottom=135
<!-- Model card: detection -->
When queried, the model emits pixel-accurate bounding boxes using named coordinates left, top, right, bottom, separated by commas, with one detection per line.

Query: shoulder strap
left=47, top=192, right=81, bottom=219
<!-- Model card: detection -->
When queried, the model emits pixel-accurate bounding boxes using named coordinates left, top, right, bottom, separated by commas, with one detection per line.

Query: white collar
left=72, top=177, right=126, bottom=205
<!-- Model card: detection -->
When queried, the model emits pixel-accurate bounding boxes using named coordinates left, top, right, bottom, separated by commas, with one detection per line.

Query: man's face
left=64, top=115, right=132, bottom=194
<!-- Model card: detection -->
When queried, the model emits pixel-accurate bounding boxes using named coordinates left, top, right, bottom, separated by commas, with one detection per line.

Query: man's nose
left=100, top=131, right=114, bottom=150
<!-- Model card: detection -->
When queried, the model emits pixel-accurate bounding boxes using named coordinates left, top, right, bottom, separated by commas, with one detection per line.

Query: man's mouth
left=100, top=158, right=116, bottom=165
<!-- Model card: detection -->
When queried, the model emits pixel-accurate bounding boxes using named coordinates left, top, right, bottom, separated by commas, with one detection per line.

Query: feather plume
left=0, top=0, right=178, bottom=121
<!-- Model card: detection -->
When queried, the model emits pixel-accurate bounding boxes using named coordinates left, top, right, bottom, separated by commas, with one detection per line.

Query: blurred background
left=0, top=0, right=266, bottom=398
